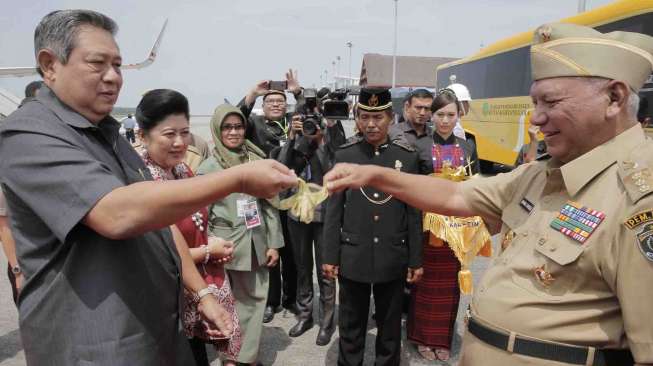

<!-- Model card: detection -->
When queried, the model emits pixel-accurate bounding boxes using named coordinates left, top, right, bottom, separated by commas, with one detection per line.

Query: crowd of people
left=1, top=8, right=653, bottom=366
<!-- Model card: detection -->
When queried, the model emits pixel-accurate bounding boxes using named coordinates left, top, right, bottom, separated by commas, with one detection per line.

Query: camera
left=296, top=88, right=351, bottom=135
left=269, top=80, right=287, bottom=91
left=298, top=88, right=323, bottom=136
left=322, top=89, right=350, bottom=120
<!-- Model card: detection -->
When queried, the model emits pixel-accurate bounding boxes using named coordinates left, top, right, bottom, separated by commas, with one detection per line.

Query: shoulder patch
left=633, top=222, right=653, bottom=262
left=624, top=210, right=653, bottom=230
left=339, top=134, right=363, bottom=149
left=391, top=139, right=416, bottom=152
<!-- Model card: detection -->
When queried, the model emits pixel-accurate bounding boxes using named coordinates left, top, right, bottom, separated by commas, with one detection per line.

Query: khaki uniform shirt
left=461, top=124, right=653, bottom=363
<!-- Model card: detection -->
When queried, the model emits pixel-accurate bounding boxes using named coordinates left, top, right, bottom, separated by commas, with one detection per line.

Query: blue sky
left=0, top=0, right=613, bottom=114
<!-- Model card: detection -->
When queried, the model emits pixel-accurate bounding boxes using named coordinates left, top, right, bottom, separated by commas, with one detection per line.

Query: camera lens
left=302, top=118, right=318, bottom=135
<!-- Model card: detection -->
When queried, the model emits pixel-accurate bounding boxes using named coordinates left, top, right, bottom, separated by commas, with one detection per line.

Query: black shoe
left=283, top=303, right=300, bottom=316
left=288, top=319, right=314, bottom=337
left=315, top=327, right=334, bottom=346
left=263, top=306, right=275, bottom=323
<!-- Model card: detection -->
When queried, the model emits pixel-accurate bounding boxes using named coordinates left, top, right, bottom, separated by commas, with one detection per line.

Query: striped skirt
left=407, top=242, right=461, bottom=349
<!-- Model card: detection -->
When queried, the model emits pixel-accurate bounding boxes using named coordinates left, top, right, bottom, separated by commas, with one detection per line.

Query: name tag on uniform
left=519, top=198, right=534, bottom=213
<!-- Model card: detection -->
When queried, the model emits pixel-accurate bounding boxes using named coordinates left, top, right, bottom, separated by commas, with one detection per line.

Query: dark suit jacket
left=238, top=94, right=304, bottom=157
left=322, top=138, right=423, bottom=283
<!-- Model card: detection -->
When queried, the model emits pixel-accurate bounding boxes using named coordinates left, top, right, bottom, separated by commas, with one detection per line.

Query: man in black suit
left=323, top=88, right=424, bottom=366
left=238, top=70, right=303, bottom=322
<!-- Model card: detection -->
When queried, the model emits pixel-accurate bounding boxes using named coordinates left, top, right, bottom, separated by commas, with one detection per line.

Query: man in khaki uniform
left=323, top=23, right=653, bottom=366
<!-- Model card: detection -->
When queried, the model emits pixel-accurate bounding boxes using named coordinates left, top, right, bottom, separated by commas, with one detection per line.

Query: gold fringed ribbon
left=423, top=213, right=492, bottom=294
left=279, top=178, right=328, bottom=224
left=458, top=269, right=473, bottom=294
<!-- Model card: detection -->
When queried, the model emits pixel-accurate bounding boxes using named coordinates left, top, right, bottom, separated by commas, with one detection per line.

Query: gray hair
left=580, top=77, right=640, bottom=118
left=627, top=92, right=640, bottom=119
left=34, top=10, right=118, bottom=76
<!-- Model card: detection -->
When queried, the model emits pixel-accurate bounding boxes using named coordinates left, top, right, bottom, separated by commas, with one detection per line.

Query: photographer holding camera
left=275, top=88, right=347, bottom=345
left=237, top=70, right=304, bottom=323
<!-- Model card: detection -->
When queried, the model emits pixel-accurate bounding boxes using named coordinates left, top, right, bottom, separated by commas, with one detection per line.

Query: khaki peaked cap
left=531, top=23, right=653, bottom=91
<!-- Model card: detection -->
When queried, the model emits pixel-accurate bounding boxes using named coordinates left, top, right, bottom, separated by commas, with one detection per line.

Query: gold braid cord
left=279, top=178, right=328, bottom=224
left=424, top=168, right=492, bottom=294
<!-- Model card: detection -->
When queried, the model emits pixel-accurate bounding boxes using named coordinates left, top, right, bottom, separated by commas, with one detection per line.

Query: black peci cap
left=357, top=87, right=392, bottom=112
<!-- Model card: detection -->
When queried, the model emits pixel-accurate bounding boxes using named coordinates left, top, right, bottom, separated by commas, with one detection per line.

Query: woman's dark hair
left=431, top=88, right=460, bottom=114
left=136, top=89, right=190, bottom=131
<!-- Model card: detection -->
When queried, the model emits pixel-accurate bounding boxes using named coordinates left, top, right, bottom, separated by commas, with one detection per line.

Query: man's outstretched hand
left=234, top=160, right=297, bottom=198
left=324, top=163, right=377, bottom=194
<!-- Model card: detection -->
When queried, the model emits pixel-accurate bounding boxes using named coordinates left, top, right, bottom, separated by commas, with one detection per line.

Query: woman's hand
left=207, top=236, right=234, bottom=263
left=198, top=295, right=233, bottom=338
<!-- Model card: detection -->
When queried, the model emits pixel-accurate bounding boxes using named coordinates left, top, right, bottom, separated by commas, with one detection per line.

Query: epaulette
left=339, top=134, right=364, bottom=149
left=618, top=142, right=653, bottom=203
left=391, top=138, right=416, bottom=152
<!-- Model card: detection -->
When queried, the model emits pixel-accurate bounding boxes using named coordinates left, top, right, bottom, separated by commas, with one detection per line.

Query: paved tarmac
left=0, top=236, right=494, bottom=366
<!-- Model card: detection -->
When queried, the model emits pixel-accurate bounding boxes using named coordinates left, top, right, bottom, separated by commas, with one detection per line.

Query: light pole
left=391, top=0, right=398, bottom=89
left=346, top=42, right=353, bottom=86
left=324, top=70, right=328, bottom=87
left=331, top=61, right=336, bottom=88
left=577, top=0, right=587, bottom=13
left=336, top=56, right=341, bottom=88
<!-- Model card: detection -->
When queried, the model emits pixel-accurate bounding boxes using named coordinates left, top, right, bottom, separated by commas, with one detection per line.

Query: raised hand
left=286, top=69, right=301, bottom=94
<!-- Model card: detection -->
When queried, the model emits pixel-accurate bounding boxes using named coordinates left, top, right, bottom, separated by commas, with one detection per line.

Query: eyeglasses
left=221, top=124, right=245, bottom=132
left=264, top=99, right=286, bottom=106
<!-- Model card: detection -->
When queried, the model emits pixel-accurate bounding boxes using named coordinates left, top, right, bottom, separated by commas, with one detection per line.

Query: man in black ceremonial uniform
left=322, top=88, right=424, bottom=366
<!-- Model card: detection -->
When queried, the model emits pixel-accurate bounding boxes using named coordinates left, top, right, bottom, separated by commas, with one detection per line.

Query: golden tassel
left=458, top=269, right=473, bottom=294
left=279, top=178, right=328, bottom=224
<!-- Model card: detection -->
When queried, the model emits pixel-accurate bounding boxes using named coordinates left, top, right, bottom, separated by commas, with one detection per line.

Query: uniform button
left=549, top=246, right=557, bottom=252
left=346, top=238, right=350, bottom=242
left=373, top=237, right=379, bottom=243
left=375, top=151, right=380, bottom=156
left=373, top=215, right=380, bottom=222
left=373, top=193, right=379, bottom=198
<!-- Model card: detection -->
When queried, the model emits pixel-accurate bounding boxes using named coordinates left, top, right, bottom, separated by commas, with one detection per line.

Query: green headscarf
left=210, top=104, right=266, bottom=169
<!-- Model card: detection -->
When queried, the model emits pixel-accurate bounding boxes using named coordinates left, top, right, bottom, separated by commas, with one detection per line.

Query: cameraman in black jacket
left=274, top=92, right=346, bottom=345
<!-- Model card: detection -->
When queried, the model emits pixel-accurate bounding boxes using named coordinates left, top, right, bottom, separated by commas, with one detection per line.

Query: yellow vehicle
left=435, top=0, right=653, bottom=169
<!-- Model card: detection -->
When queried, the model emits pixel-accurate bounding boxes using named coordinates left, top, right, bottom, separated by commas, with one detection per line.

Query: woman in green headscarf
left=197, top=104, right=284, bottom=365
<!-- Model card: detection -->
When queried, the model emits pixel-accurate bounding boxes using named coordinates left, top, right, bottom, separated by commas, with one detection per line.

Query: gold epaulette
left=618, top=144, right=653, bottom=203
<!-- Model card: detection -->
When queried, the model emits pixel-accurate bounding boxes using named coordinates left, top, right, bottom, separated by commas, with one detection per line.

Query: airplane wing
left=0, top=19, right=168, bottom=78
left=121, top=19, right=168, bottom=70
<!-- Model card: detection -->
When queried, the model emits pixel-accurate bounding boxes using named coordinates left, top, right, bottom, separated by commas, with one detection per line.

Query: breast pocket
left=510, top=234, right=584, bottom=302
